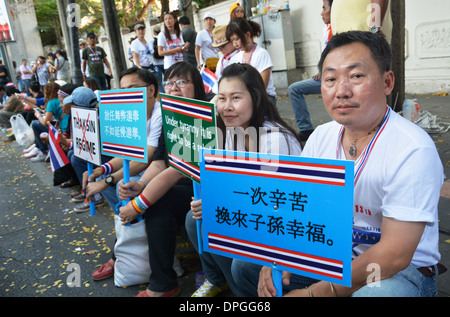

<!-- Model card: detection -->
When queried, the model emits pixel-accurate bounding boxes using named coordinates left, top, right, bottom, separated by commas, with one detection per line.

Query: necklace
left=345, top=125, right=380, bottom=157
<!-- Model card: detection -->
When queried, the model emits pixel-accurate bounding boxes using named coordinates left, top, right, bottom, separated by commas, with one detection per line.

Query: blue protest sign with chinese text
left=200, top=149, right=354, bottom=287
left=160, top=93, right=216, bottom=183
left=99, top=88, right=148, bottom=163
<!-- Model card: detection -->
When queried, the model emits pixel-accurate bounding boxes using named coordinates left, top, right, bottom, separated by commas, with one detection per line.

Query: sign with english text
left=200, top=149, right=354, bottom=287
left=71, top=106, right=101, bottom=166
left=160, top=93, right=217, bottom=183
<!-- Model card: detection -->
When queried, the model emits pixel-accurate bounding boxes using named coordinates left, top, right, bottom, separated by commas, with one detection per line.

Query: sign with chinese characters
left=71, top=106, right=101, bottom=166
left=200, top=149, right=354, bottom=287
left=160, top=93, right=216, bottom=183
left=99, top=88, right=148, bottom=163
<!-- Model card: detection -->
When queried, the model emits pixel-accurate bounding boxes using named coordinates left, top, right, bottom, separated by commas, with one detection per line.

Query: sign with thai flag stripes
left=160, top=93, right=216, bottom=183
left=200, top=149, right=354, bottom=287
left=99, top=88, right=148, bottom=163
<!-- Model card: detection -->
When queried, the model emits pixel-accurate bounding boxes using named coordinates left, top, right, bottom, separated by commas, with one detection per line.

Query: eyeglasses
left=163, top=79, right=191, bottom=89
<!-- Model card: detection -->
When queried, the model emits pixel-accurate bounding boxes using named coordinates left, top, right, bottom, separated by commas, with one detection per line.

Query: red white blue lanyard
left=242, top=43, right=257, bottom=64
left=336, top=106, right=391, bottom=184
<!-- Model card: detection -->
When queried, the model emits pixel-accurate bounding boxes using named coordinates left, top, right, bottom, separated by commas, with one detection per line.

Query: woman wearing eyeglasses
left=118, top=62, right=206, bottom=297
left=157, top=12, right=189, bottom=72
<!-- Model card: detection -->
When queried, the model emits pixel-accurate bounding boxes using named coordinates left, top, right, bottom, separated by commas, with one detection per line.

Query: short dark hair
left=179, top=16, right=190, bottom=25
left=60, top=83, right=78, bottom=95
left=5, top=85, right=19, bottom=96
left=318, top=31, right=391, bottom=75
left=86, top=32, right=96, bottom=38
left=119, top=66, right=159, bottom=98
left=164, top=62, right=207, bottom=101
left=29, top=81, right=40, bottom=92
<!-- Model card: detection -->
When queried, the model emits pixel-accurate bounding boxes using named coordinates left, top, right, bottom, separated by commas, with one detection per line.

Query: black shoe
left=298, top=129, right=314, bottom=142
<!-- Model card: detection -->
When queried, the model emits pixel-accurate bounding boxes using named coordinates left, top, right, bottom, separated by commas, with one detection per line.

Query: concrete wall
left=5, top=0, right=44, bottom=65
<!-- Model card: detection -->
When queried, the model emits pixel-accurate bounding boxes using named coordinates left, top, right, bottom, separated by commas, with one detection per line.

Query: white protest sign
left=71, top=106, right=101, bottom=166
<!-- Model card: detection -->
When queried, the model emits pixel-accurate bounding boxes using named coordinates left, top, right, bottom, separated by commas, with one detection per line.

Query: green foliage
left=193, top=0, right=218, bottom=9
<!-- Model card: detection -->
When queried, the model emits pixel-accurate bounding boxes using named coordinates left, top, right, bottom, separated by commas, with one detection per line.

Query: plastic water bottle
left=285, top=0, right=290, bottom=9
left=402, top=99, right=420, bottom=122
left=402, top=99, right=412, bottom=121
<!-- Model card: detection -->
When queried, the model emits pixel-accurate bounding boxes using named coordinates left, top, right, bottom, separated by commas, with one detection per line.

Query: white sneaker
left=23, top=144, right=36, bottom=153
left=31, top=151, right=47, bottom=163
left=24, top=148, right=40, bottom=158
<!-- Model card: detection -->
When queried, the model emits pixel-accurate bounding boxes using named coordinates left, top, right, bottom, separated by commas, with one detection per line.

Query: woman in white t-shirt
left=195, top=12, right=218, bottom=70
left=157, top=12, right=189, bottom=71
left=227, top=18, right=277, bottom=105
left=185, top=63, right=301, bottom=297
left=131, top=23, right=155, bottom=72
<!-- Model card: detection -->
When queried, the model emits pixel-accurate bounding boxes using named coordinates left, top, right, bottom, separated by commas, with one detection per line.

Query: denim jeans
left=288, top=77, right=321, bottom=132
left=31, top=119, right=49, bottom=154
left=185, top=210, right=239, bottom=294
left=231, top=260, right=438, bottom=297
left=89, top=75, right=107, bottom=90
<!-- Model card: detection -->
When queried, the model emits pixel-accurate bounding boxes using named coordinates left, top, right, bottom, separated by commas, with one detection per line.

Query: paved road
left=0, top=93, right=449, bottom=299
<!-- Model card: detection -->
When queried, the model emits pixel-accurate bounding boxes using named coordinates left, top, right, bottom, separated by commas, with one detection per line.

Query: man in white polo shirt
left=232, top=31, right=445, bottom=297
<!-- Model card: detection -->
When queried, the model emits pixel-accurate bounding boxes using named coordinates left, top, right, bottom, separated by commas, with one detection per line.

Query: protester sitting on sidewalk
left=0, top=85, right=24, bottom=129
left=288, top=0, right=333, bottom=142
left=82, top=67, right=162, bottom=215
left=21, top=81, right=44, bottom=125
left=226, top=18, right=277, bottom=105
left=116, top=61, right=207, bottom=297
left=25, top=82, right=68, bottom=163
left=232, top=31, right=445, bottom=297
left=80, top=68, right=162, bottom=275
left=185, top=63, right=302, bottom=297
left=56, top=86, right=106, bottom=210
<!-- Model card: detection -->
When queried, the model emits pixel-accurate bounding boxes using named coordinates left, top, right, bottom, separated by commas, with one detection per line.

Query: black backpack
left=153, top=37, right=163, bottom=60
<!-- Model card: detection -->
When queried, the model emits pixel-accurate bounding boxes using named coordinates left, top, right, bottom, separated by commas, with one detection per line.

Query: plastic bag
left=113, top=214, right=184, bottom=287
left=10, top=114, right=34, bottom=147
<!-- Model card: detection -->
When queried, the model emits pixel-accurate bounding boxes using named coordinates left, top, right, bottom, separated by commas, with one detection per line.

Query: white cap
left=204, top=12, right=216, bottom=20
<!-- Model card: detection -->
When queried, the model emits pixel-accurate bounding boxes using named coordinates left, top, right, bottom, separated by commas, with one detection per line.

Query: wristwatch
left=105, top=175, right=115, bottom=187
left=370, top=25, right=381, bottom=34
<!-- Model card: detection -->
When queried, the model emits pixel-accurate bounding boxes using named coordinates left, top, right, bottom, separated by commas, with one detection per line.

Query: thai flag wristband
left=132, top=194, right=151, bottom=214
left=101, top=162, right=113, bottom=175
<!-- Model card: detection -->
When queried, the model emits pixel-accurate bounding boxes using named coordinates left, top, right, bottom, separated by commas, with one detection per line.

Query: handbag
left=9, top=114, right=34, bottom=147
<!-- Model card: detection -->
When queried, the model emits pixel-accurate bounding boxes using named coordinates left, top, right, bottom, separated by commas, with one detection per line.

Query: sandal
left=60, top=179, right=77, bottom=188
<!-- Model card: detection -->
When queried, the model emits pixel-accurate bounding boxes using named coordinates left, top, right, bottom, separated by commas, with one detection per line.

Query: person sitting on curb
left=231, top=31, right=446, bottom=297
left=83, top=66, right=162, bottom=280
